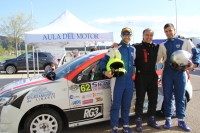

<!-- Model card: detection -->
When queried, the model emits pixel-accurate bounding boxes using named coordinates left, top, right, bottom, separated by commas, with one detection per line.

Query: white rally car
left=0, top=50, right=193, bottom=133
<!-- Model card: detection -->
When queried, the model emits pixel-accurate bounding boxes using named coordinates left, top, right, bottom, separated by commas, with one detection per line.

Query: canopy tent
left=24, top=10, right=113, bottom=77
left=24, top=10, right=113, bottom=47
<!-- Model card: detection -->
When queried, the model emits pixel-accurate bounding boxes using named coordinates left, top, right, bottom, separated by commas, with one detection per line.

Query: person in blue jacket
left=100, top=27, right=135, bottom=133
left=157, top=23, right=200, bottom=132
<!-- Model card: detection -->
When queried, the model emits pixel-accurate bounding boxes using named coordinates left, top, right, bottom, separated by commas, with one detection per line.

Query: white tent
left=24, top=10, right=113, bottom=47
left=24, top=10, right=113, bottom=77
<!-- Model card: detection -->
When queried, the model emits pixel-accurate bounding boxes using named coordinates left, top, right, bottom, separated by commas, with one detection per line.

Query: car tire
left=6, top=65, right=16, bottom=74
left=161, top=95, right=187, bottom=117
left=24, top=108, right=63, bottom=133
left=44, top=64, right=51, bottom=71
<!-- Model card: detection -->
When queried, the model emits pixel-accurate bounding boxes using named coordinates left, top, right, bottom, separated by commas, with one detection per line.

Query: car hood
left=0, top=75, right=51, bottom=97
left=4, top=58, right=16, bottom=62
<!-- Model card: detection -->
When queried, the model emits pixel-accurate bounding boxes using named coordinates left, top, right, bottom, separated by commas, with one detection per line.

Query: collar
left=119, top=40, right=130, bottom=47
left=142, top=41, right=154, bottom=47
left=167, top=35, right=178, bottom=41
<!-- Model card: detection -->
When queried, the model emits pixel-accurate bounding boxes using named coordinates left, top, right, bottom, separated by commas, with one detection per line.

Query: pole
left=175, top=0, right=177, bottom=33
left=169, top=0, right=177, bottom=33
left=30, top=0, right=34, bottom=30
left=129, top=22, right=134, bottom=44
left=25, top=43, right=29, bottom=78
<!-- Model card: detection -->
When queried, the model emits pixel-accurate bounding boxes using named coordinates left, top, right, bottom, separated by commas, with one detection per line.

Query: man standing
left=134, top=28, right=161, bottom=132
left=157, top=23, right=200, bottom=132
left=100, top=27, right=135, bottom=133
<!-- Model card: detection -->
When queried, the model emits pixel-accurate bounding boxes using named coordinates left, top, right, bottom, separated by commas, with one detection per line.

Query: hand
left=104, top=71, right=113, bottom=78
left=186, top=60, right=196, bottom=70
left=177, top=34, right=185, bottom=39
left=111, top=43, right=119, bottom=48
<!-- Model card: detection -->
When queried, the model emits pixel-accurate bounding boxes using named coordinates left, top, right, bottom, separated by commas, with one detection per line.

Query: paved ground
left=0, top=69, right=200, bottom=133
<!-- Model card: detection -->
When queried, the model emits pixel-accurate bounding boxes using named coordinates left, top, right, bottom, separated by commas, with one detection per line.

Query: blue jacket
left=100, top=41, right=135, bottom=78
left=157, top=36, right=200, bottom=70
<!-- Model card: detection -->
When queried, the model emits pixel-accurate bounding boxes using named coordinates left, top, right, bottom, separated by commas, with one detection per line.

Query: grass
left=0, top=55, right=16, bottom=62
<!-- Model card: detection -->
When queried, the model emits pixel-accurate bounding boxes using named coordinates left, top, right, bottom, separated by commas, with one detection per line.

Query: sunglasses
left=122, top=34, right=132, bottom=37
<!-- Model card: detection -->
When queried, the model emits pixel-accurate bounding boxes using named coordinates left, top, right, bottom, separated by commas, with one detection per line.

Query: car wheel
left=6, top=65, right=16, bottom=74
left=44, top=64, right=51, bottom=71
left=161, top=95, right=187, bottom=117
left=24, top=108, right=63, bottom=133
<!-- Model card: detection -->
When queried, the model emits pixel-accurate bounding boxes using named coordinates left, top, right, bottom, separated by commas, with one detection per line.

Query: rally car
left=0, top=50, right=193, bottom=133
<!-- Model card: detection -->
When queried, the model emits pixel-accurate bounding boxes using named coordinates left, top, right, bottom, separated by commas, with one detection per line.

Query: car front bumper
left=0, top=64, right=5, bottom=71
left=0, top=105, right=25, bottom=133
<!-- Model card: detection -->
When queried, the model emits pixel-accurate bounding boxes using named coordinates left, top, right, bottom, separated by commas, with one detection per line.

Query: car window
left=54, top=55, right=88, bottom=79
left=38, top=53, right=47, bottom=57
left=73, top=60, right=108, bottom=83
left=17, top=54, right=25, bottom=59
left=27, top=53, right=33, bottom=59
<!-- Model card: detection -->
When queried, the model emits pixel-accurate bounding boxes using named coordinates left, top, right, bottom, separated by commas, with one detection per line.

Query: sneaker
left=122, top=127, right=134, bottom=133
left=163, top=119, right=172, bottom=129
left=147, top=116, right=161, bottom=129
left=135, top=117, right=142, bottom=132
left=178, top=121, right=191, bottom=132
left=112, top=127, right=118, bottom=133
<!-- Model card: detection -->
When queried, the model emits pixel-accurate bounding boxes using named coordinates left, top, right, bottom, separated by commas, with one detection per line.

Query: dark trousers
left=135, top=72, right=158, bottom=118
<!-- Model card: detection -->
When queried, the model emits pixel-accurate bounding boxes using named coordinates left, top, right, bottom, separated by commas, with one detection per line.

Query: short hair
left=164, top=23, right=175, bottom=29
left=142, top=28, right=154, bottom=35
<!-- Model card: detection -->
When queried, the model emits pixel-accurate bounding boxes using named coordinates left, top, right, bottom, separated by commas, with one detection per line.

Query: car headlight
left=1, top=60, right=6, bottom=64
left=0, top=96, right=17, bottom=106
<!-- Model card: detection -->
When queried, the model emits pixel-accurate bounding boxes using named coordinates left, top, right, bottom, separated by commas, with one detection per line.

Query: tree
left=0, top=44, right=4, bottom=55
left=0, top=12, right=33, bottom=56
left=7, top=44, right=15, bottom=55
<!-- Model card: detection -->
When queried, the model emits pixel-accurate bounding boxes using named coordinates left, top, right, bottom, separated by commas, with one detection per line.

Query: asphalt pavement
left=0, top=69, right=200, bottom=133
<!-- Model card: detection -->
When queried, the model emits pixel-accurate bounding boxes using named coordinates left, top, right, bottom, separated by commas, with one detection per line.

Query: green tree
left=0, top=12, right=33, bottom=57
left=0, top=44, right=4, bottom=55
left=7, top=44, right=15, bottom=55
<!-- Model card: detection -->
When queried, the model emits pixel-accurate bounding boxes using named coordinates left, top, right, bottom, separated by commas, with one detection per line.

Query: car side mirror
left=43, top=69, right=56, bottom=80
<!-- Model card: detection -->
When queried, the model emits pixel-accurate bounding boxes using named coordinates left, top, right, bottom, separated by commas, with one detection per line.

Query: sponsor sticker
left=176, top=44, right=180, bottom=48
left=70, top=95, right=80, bottom=99
left=91, top=80, right=110, bottom=91
left=71, top=100, right=81, bottom=108
left=82, top=99, right=93, bottom=105
left=95, top=97, right=103, bottom=102
left=84, top=104, right=103, bottom=119
left=79, top=83, right=92, bottom=93
left=69, top=85, right=79, bottom=92
left=93, top=92, right=103, bottom=97
left=27, top=86, right=55, bottom=103
left=82, top=93, right=93, bottom=99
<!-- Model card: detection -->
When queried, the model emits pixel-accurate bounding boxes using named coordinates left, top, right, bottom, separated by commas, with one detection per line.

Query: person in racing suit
left=157, top=23, right=200, bottom=132
left=134, top=28, right=161, bottom=132
left=100, top=27, right=135, bottom=133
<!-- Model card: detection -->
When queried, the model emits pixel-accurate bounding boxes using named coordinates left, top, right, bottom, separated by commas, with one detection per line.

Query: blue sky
left=0, top=0, right=200, bottom=44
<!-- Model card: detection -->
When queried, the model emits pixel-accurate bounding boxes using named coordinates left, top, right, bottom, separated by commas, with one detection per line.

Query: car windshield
left=54, top=54, right=92, bottom=79
left=54, top=50, right=106, bottom=79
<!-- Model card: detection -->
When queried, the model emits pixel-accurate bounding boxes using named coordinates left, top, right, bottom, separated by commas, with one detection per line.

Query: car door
left=16, top=54, right=26, bottom=70
left=67, top=60, right=111, bottom=125
left=36, top=53, right=48, bottom=69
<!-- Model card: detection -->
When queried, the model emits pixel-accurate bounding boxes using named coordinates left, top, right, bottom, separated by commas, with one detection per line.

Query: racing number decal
left=80, top=83, right=92, bottom=93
